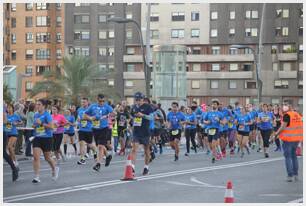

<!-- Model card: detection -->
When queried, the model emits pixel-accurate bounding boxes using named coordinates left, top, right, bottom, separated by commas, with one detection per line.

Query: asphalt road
left=3, top=146, right=303, bottom=203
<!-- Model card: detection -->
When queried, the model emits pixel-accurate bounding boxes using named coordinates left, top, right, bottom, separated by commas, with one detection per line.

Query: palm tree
left=29, top=55, right=97, bottom=105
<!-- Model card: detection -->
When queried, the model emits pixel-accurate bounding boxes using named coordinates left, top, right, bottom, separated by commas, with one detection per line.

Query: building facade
left=3, top=3, right=65, bottom=100
left=124, top=3, right=303, bottom=110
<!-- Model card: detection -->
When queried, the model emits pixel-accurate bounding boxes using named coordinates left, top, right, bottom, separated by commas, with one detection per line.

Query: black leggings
left=3, top=132, right=17, bottom=171
left=260, top=129, right=272, bottom=148
left=53, top=133, right=64, bottom=151
left=185, top=128, right=197, bottom=153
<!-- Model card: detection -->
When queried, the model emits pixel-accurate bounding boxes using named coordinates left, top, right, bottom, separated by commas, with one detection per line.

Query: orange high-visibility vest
left=279, top=111, right=303, bottom=142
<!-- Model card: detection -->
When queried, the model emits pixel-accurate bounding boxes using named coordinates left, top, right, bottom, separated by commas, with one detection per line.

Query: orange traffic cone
left=224, top=181, right=234, bottom=203
left=121, top=154, right=136, bottom=181
left=296, top=143, right=302, bottom=156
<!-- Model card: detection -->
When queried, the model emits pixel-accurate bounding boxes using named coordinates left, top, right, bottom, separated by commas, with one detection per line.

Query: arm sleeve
left=46, top=113, right=53, bottom=124
left=283, top=114, right=290, bottom=123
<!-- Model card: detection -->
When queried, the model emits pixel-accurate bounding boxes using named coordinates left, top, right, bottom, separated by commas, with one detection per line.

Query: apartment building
left=3, top=3, right=65, bottom=100
left=123, top=3, right=303, bottom=109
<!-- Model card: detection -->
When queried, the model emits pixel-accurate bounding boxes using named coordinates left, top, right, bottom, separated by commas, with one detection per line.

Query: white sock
left=144, top=165, right=149, bottom=169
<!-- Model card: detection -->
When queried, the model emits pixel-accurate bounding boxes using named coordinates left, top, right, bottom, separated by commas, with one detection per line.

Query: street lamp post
left=107, top=17, right=150, bottom=97
left=230, top=45, right=263, bottom=105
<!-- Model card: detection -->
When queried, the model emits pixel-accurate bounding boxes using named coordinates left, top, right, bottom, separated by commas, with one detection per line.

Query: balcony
left=187, top=54, right=254, bottom=62
left=275, top=53, right=298, bottom=61
left=123, top=55, right=143, bottom=63
left=278, top=71, right=297, bottom=79
left=123, top=72, right=144, bottom=79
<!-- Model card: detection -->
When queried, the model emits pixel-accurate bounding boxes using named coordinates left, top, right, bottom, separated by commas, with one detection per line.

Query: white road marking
left=260, top=194, right=302, bottom=197
left=4, top=157, right=284, bottom=202
left=190, top=177, right=225, bottom=188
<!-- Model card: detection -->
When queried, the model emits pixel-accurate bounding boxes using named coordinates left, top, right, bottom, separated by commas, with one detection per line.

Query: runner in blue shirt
left=63, top=109, right=77, bottom=156
left=76, top=97, right=97, bottom=165
left=257, top=103, right=274, bottom=158
left=227, top=105, right=237, bottom=155
left=5, top=104, right=23, bottom=167
left=167, top=102, right=186, bottom=161
left=203, top=99, right=225, bottom=163
left=184, top=106, right=197, bottom=156
left=236, top=106, right=253, bottom=158
left=84, top=94, right=114, bottom=172
left=219, top=107, right=229, bottom=157
left=247, top=103, right=258, bottom=150
left=191, top=101, right=203, bottom=150
left=199, top=106, right=210, bottom=154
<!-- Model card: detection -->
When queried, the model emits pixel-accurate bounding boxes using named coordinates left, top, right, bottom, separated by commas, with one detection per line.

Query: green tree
left=3, top=84, right=13, bottom=104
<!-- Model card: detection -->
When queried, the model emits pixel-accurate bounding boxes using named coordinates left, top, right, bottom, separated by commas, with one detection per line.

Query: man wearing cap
left=272, top=102, right=303, bottom=182
left=130, top=92, right=154, bottom=175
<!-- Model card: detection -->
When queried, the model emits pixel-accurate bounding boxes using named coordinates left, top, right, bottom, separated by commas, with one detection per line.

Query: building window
left=25, top=50, right=33, bottom=60
left=299, top=45, right=303, bottom=54
left=244, top=48, right=253, bottom=54
left=25, top=3, right=33, bottom=10
left=150, top=30, right=159, bottom=39
left=299, top=8, right=303, bottom=18
left=36, top=49, right=50, bottom=60
left=191, top=29, right=200, bottom=38
left=150, top=12, right=159, bottom=21
left=282, top=62, right=291, bottom=71
left=36, top=3, right=48, bottom=10
left=211, top=11, right=218, bottom=20
left=230, top=64, right=238, bottom=71
left=25, top=65, right=33, bottom=75
left=98, top=47, right=107, bottom=56
left=210, top=29, right=218, bottom=37
left=74, top=47, right=90, bottom=56
left=245, top=28, right=257, bottom=37
left=272, top=63, right=278, bottom=71
left=127, top=48, right=135, bottom=55
left=108, top=48, right=114, bottom=56
left=11, top=34, right=16, bottom=44
left=109, top=64, right=114, bottom=72
left=36, top=33, right=51, bottom=43
left=11, top=18, right=16, bottom=28
left=229, top=98, right=239, bottom=106
left=56, top=16, right=62, bottom=27
left=126, top=12, right=133, bottom=19
left=171, top=29, right=184, bottom=38
left=229, top=48, right=238, bottom=55
left=298, top=27, right=303, bottom=36
left=210, top=80, right=219, bottom=89
left=98, top=15, right=107, bottom=23
left=229, top=80, right=237, bottom=89
left=192, top=64, right=201, bottom=72
left=108, top=79, right=115, bottom=86
left=246, top=10, right=258, bottom=19
left=275, top=27, right=281, bottom=36
left=243, top=64, right=252, bottom=71
left=26, top=32, right=33, bottom=43
left=282, top=44, right=293, bottom=53
left=98, top=64, right=107, bottom=73
left=212, top=46, right=220, bottom=55
left=56, top=49, right=62, bottom=59
left=274, top=80, right=289, bottom=89
left=25, top=17, right=33, bottom=27
left=56, top=3, right=61, bottom=10
left=229, top=28, right=235, bottom=37
left=56, top=33, right=61, bottom=43
left=125, top=80, right=134, bottom=87
left=191, top=11, right=199, bottom=21
left=126, top=29, right=133, bottom=39
left=98, top=30, right=107, bottom=39
left=11, top=3, right=16, bottom=11
left=126, top=64, right=135, bottom=72
left=191, top=80, right=200, bottom=89
left=108, top=30, right=115, bottom=38
left=230, top=11, right=235, bottom=19
left=276, top=9, right=289, bottom=18
left=172, top=12, right=185, bottom=21
left=192, top=47, right=201, bottom=55
left=271, top=45, right=278, bottom=53
left=25, top=82, right=33, bottom=91
left=74, top=31, right=90, bottom=40
left=271, top=99, right=280, bottom=104
left=245, top=81, right=257, bottom=89
left=36, top=16, right=50, bottom=27
left=212, top=64, right=220, bottom=71
left=36, top=66, right=51, bottom=75
left=11, top=50, right=17, bottom=60
left=298, top=80, right=303, bottom=89
left=299, top=63, right=303, bottom=71
left=282, top=27, right=289, bottom=36
left=74, top=15, right=90, bottom=24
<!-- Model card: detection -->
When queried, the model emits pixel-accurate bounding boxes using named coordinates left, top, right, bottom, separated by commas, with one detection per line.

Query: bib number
left=208, top=128, right=216, bottom=136
left=93, top=120, right=100, bottom=128
left=36, top=126, right=45, bottom=134
left=171, top=130, right=179, bottom=136
left=238, top=125, right=245, bottom=131
left=81, top=120, right=87, bottom=128
left=119, top=120, right=125, bottom=127
left=64, top=125, right=70, bottom=129
left=6, top=123, right=12, bottom=130
left=133, top=117, right=142, bottom=127
left=228, top=122, right=233, bottom=128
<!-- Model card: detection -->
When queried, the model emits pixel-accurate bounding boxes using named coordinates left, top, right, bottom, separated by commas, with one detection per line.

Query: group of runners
left=4, top=92, right=298, bottom=183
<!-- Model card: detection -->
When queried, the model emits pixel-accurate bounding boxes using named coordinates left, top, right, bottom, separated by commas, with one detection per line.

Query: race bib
left=119, top=120, right=125, bottom=127
left=171, top=130, right=179, bottom=135
left=133, top=117, right=142, bottom=127
left=228, top=122, right=233, bottom=128
left=6, top=123, right=12, bottom=130
left=238, top=125, right=245, bottom=131
left=36, top=126, right=45, bottom=134
left=81, top=120, right=87, bottom=128
left=93, top=120, right=100, bottom=128
left=208, top=128, right=216, bottom=136
left=64, top=125, right=70, bottom=129
left=263, top=116, right=269, bottom=122
left=53, top=127, right=58, bottom=132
